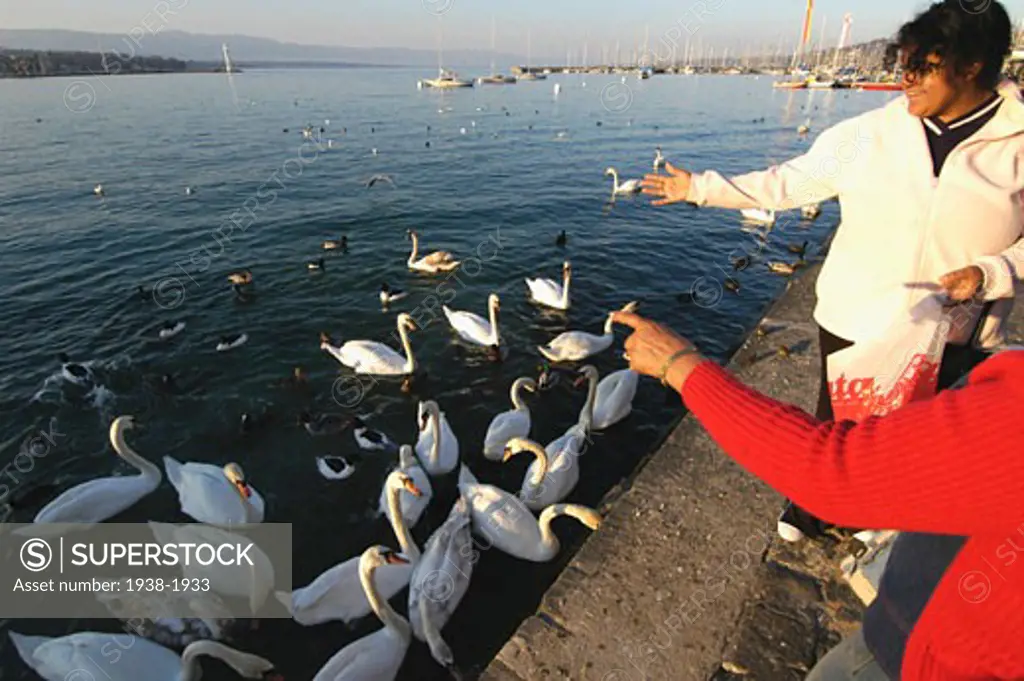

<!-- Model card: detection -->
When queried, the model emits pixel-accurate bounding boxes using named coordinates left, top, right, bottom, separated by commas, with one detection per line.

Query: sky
left=3, top=0, right=1024, bottom=60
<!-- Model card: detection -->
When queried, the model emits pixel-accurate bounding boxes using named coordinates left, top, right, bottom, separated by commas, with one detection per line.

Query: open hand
left=641, top=162, right=693, bottom=206
left=611, top=311, right=706, bottom=390
left=939, top=265, right=984, bottom=303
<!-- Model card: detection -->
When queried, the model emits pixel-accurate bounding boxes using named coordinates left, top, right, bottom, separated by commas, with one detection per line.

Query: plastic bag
left=827, top=295, right=951, bottom=422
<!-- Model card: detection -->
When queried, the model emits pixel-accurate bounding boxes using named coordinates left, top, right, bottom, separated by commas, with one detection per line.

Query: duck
left=163, top=459, right=264, bottom=525
left=483, top=377, right=537, bottom=460
left=458, top=466, right=602, bottom=562
left=504, top=435, right=583, bottom=511
left=316, top=454, right=360, bottom=481
left=537, top=362, right=562, bottom=391
left=538, top=301, right=638, bottom=362
left=309, top=547, right=412, bottom=681
left=407, top=230, right=460, bottom=274
left=526, top=261, right=572, bottom=311
left=605, top=167, right=643, bottom=195
left=216, top=333, right=248, bottom=352
left=787, top=240, right=809, bottom=258
left=576, top=364, right=638, bottom=431
left=442, top=293, right=501, bottom=348
left=724, top=277, right=741, bottom=293
left=408, top=496, right=474, bottom=668
left=380, top=282, right=407, bottom=306
left=272, top=366, right=309, bottom=391
left=323, top=236, right=348, bottom=251
left=9, top=632, right=279, bottom=681
left=767, top=261, right=802, bottom=276
left=320, top=314, right=419, bottom=376
left=653, top=146, right=667, bottom=170
left=57, top=352, right=94, bottom=386
left=227, top=270, right=253, bottom=286
left=299, top=411, right=351, bottom=436
left=308, top=257, right=325, bottom=271
left=159, top=320, right=186, bottom=339
left=352, top=417, right=396, bottom=452
left=278, top=474, right=421, bottom=627
left=555, top=230, right=567, bottom=247
left=379, top=445, right=433, bottom=529
left=415, top=400, right=459, bottom=476
left=800, top=203, right=821, bottom=220
left=27, top=416, right=161, bottom=527
left=93, top=184, right=105, bottom=196
left=731, top=255, right=752, bottom=271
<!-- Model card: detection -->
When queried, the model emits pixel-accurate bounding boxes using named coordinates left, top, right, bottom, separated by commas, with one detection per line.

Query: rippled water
left=0, top=67, right=888, bottom=679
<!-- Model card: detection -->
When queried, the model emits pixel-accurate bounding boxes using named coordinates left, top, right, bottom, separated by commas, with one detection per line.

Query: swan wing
left=422, top=250, right=456, bottom=266
left=523, top=452, right=580, bottom=510
left=593, top=369, right=639, bottom=430
left=283, top=560, right=412, bottom=627
left=460, top=482, right=541, bottom=556
left=34, top=475, right=159, bottom=524
left=410, top=498, right=474, bottom=641
left=483, top=409, right=531, bottom=459
left=415, top=412, right=459, bottom=475
left=312, top=628, right=407, bottom=681
left=525, top=278, right=562, bottom=305
left=11, top=632, right=179, bottom=681
left=539, top=331, right=609, bottom=362
left=442, top=306, right=493, bottom=345
left=163, top=462, right=250, bottom=525
left=339, top=341, right=407, bottom=375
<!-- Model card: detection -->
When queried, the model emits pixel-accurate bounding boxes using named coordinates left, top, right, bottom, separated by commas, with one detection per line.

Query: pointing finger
left=611, top=311, right=647, bottom=329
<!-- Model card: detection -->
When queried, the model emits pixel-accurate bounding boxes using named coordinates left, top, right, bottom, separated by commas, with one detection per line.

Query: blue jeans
left=806, top=628, right=890, bottom=681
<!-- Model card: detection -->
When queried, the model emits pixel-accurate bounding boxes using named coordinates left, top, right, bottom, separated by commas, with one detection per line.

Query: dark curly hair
left=885, top=0, right=1012, bottom=89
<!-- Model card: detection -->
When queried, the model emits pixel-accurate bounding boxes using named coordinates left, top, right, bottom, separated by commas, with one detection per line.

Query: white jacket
left=686, top=82, right=1024, bottom=348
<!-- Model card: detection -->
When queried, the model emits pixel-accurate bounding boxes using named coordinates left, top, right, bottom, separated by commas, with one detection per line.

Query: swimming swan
left=526, top=261, right=572, bottom=311
left=605, top=167, right=642, bottom=195
left=538, top=301, right=638, bottom=362
left=577, top=365, right=638, bottom=431
left=320, top=314, right=418, bottom=376
left=442, top=293, right=501, bottom=347
left=415, top=400, right=459, bottom=476
left=379, top=446, right=433, bottom=529
left=457, top=466, right=602, bottom=561
left=483, top=377, right=537, bottom=460
left=164, top=459, right=264, bottom=526
left=407, top=230, right=460, bottom=273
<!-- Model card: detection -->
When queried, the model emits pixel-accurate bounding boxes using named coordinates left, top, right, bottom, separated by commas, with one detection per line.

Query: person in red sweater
left=611, top=309, right=1024, bottom=680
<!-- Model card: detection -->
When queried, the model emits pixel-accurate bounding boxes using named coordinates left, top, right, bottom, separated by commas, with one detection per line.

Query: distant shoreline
left=0, top=60, right=406, bottom=80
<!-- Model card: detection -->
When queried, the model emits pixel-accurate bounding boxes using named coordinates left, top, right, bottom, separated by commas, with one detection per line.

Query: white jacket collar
left=889, top=78, right=1024, bottom=141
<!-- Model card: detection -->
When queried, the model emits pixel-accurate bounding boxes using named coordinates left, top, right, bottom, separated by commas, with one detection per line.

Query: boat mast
left=490, top=16, right=496, bottom=76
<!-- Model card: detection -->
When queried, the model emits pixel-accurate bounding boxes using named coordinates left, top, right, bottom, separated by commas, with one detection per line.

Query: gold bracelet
left=659, top=347, right=700, bottom=386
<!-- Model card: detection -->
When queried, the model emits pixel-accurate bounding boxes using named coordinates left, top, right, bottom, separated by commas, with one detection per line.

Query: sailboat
left=478, top=17, right=516, bottom=84
left=418, top=20, right=473, bottom=89
left=517, top=30, right=546, bottom=81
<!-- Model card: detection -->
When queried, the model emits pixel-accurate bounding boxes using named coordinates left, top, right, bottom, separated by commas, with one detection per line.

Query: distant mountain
left=0, top=29, right=524, bottom=68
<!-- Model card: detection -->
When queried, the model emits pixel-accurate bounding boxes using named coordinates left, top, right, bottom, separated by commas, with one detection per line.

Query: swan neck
left=602, top=313, right=615, bottom=335
left=488, top=299, right=500, bottom=345
left=386, top=478, right=420, bottom=562
left=398, top=319, right=416, bottom=373
left=180, top=642, right=249, bottom=681
left=580, top=372, right=597, bottom=428
left=561, top=270, right=571, bottom=306
left=427, top=405, right=441, bottom=466
left=537, top=505, right=563, bottom=557
left=111, top=423, right=160, bottom=481
left=360, top=558, right=412, bottom=641
left=408, top=233, right=419, bottom=265
left=510, top=378, right=530, bottom=411
left=525, top=441, right=549, bottom=486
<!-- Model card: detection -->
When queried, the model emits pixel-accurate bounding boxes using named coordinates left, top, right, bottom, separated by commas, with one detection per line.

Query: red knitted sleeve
left=680, top=351, right=1024, bottom=536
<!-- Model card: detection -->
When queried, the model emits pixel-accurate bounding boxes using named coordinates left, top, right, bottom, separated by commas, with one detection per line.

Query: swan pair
left=606, top=167, right=642, bottom=195
left=526, top=261, right=572, bottom=311
left=538, top=301, right=638, bottom=362
left=407, top=230, right=460, bottom=273
left=443, top=293, right=501, bottom=348
left=10, top=633, right=280, bottom=681
left=321, top=313, right=418, bottom=376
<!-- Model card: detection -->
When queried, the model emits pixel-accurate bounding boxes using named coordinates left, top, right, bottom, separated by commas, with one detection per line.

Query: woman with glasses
left=643, top=0, right=1024, bottom=544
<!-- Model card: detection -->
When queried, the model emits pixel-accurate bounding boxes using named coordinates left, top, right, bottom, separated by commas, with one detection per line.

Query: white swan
left=407, top=230, right=460, bottom=273
left=163, top=458, right=264, bottom=526
left=408, top=496, right=474, bottom=668
left=605, top=167, right=642, bottom=195
left=31, top=416, right=160, bottom=525
left=578, top=365, right=639, bottom=430
left=311, top=546, right=412, bottom=681
left=9, top=632, right=277, bottom=681
left=379, top=445, right=433, bottom=529
left=526, top=261, right=572, bottom=311
left=320, top=313, right=418, bottom=376
left=538, top=301, right=638, bottom=362
left=504, top=436, right=581, bottom=511
left=458, top=466, right=602, bottom=562
left=415, top=400, right=459, bottom=476
left=653, top=147, right=667, bottom=170
left=483, top=377, right=537, bottom=460
left=149, top=522, right=275, bottom=616
left=442, top=293, right=501, bottom=347
left=278, top=471, right=421, bottom=627
left=740, top=207, right=776, bottom=225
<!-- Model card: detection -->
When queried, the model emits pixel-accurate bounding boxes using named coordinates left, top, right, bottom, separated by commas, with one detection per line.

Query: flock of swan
left=13, top=221, right=649, bottom=681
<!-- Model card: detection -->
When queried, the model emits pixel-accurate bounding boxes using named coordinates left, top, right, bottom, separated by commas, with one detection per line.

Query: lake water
left=0, top=67, right=890, bottom=679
